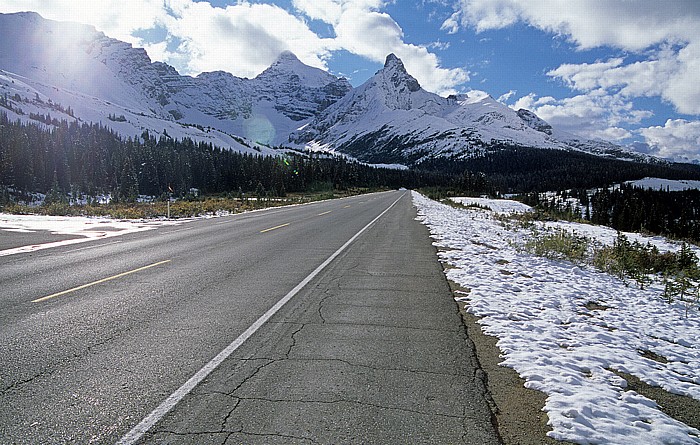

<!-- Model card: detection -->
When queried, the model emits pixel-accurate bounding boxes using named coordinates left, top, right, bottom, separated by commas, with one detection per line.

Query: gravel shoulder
left=444, top=277, right=574, bottom=445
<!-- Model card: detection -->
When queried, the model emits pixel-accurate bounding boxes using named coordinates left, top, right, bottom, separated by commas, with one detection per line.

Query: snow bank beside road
left=0, top=213, right=184, bottom=256
left=413, top=192, right=700, bottom=445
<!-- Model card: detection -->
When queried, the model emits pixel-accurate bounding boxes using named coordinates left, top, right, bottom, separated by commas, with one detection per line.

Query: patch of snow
left=413, top=191, right=700, bottom=445
left=627, top=177, right=700, bottom=192
left=450, top=197, right=532, bottom=215
left=368, top=163, right=409, bottom=170
left=0, top=213, right=186, bottom=256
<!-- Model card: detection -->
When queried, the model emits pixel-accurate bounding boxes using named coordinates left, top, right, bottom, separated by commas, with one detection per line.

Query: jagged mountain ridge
left=290, top=54, right=650, bottom=164
left=0, top=12, right=649, bottom=165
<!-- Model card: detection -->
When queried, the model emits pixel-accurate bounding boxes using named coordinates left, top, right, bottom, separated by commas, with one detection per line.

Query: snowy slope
left=627, top=177, right=700, bottom=191
left=0, top=12, right=349, bottom=150
left=290, top=54, right=652, bottom=165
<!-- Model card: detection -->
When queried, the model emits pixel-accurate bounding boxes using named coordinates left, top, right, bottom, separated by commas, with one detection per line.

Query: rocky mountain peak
left=517, top=108, right=553, bottom=135
left=378, top=53, right=421, bottom=94
left=384, top=53, right=402, bottom=68
left=256, top=50, right=341, bottom=89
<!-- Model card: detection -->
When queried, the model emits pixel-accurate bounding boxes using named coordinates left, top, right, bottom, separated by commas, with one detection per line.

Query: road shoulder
left=445, top=276, right=575, bottom=445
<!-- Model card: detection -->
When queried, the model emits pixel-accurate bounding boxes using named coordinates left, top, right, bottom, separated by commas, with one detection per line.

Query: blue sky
left=1, top=0, right=699, bottom=160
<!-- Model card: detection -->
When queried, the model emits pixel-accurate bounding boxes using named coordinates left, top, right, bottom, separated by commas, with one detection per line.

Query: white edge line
left=116, top=192, right=404, bottom=445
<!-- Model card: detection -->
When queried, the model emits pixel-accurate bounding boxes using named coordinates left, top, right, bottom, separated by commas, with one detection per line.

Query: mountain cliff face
left=0, top=12, right=649, bottom=166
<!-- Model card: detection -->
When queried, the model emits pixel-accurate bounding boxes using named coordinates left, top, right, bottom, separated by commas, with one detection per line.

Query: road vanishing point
left=1, top=191, right=500, bottom=444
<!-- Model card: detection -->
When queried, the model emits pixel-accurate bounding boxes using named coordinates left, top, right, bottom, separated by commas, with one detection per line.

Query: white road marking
left=116, top=192, right=404, bottom=445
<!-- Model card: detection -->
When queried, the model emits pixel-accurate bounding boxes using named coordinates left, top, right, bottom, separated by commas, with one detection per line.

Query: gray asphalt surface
left=0, top=229, right=86, bottom=251
left=0, top=191, right=499, bottom=444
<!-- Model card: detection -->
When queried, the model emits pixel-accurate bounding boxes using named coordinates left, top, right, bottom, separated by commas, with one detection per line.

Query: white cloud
left=445, top=0, right=700, bottom=50
left=0, top=0, right=166, bottom=44
left=638, top=119, right=700, bottom=160
left=513, top=90, right=652, bottom=139
left=292, top=0, right=469, bottom=94
left=163, top=1, right=331, bottom=78
left=547, top=45, right=700, bottom=115
left=0, top=0, right=330, bottom=78
left=445, top=0, right=700, bottom=115
left=592, top=127, right=632, bottom=142
left=428, top=40, right=451, bottom=51
left=497, top=89, right=516, bottom=103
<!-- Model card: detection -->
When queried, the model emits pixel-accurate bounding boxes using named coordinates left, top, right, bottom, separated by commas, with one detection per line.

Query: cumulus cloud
left=444, top=0, right=700, bottom=50
left=638, top=119, right=700, bottom=160
left=443, top=0, right=700, bottom=157
left=592, top=127, right=632, bottom=142
left=444, top=0, right=700, bottom=116
left=163, top=1, right=331, bottom=78
left=0, top=0, right=330, bottom=78
left=0, top=0, right=166, bottom=44
left=548, top=45, right=700, bottom=115
left=512, top=90, right=652, bottom=139
left=292, top=0, right=469, bottom=94
left=497, top=89, right=516, bottom=103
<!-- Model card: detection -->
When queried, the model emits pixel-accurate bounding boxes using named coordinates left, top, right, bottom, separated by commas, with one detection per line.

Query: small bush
left=524, top=228, right=590, bottom=263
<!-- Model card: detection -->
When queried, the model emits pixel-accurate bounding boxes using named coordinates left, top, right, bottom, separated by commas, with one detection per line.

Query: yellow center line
left=32, top=260, right=172, bottom=303
left=260, top=223, right=290, bottom=233
left=317, top=211, right=333, bottom=216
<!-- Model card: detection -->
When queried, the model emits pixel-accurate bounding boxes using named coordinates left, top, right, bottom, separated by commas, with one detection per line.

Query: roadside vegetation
left=0, top=188, right=370, bottom=219
left=503, top=212, right=700, bottom=317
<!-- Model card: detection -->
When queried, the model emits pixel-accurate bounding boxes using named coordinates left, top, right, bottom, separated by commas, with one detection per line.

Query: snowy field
left=450, top=196, right=533, bottom=214
left=0, top=213, right=187, bottom=256
left=627, top=177, right=700, bottom=192
left=413, top=192, right=700, bottom=445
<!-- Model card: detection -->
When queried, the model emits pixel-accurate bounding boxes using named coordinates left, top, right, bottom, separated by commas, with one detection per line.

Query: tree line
left=0, top=112, right=484, bottom=203
left=522, top=185, right=700, bottom=242
left=417, top=145, right=700, bottom=193
left=589, top=184, right=700, bottom=241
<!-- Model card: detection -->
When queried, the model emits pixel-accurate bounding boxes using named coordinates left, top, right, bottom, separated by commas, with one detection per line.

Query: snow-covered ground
left=450, top=196, right=533, bottom=215
left=627, top=177, right=700, bottom=192
left=0, top=213, right=186, bottom=256
left=413, top=192, right=700, bottom=445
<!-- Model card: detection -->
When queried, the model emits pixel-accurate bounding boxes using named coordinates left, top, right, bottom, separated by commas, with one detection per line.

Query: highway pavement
left=0, top=191, right=499, bottom=444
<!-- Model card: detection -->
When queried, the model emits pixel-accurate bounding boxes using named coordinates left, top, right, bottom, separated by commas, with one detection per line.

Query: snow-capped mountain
left=0, top=12, right=650, bottom=166
left=0, top=12, right=349, bottom=153
left=290, top=54, right=651, bottom=165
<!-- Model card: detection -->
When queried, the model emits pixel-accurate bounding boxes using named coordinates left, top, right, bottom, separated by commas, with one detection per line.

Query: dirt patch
left=472, top=240, right=499, bottom=250
left=447, top=280, right=575, bottom=445
left=637, top=349, right=669, bottom=364
left=612, top=370, right=700, bottom=431
left=584, top=301, right=612, bottom=311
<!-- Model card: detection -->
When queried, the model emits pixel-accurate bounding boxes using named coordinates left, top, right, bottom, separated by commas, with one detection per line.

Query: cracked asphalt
left=0, top=191, right=499, bottom=444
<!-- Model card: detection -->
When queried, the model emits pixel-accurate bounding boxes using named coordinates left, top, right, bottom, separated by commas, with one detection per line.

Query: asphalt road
left=0, top=191, right=499, bottom=444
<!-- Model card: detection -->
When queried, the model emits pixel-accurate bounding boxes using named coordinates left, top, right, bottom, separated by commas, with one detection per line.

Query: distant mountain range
left=0, top=11, right=654, bottom=167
